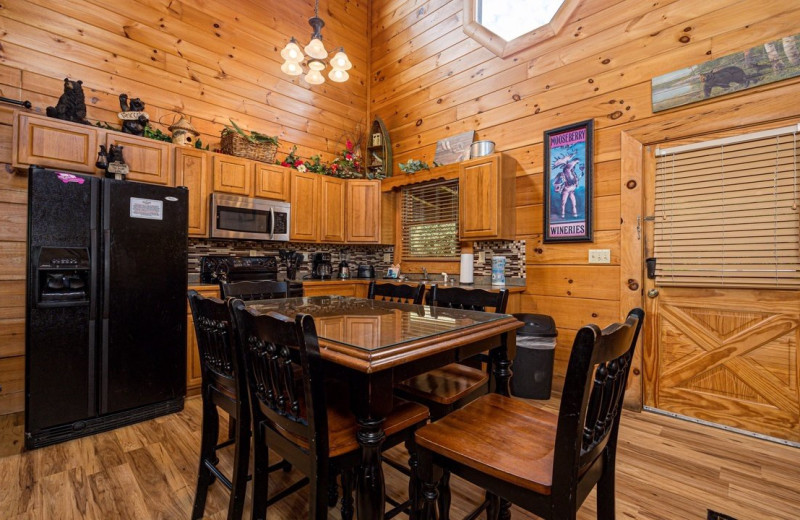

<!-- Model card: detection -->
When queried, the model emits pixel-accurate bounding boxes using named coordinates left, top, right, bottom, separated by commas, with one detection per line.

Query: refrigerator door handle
left=103, top=230, right=111, bottom=319
left=270, top=207, right=275, bottom=239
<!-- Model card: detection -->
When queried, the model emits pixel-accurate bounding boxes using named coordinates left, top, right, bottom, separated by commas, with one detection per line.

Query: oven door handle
left=270, top=207, right=275, bottom=239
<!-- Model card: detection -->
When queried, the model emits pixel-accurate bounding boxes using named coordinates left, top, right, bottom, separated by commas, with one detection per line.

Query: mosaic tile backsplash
left=188, top=239, right=525, bottom=280
left=473, top=240, right=526, bottom=278
left=188, top=239, right=394, bottom=279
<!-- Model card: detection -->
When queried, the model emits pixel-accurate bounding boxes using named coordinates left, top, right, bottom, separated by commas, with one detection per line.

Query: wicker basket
left=220, top=131, right=278, bottom=163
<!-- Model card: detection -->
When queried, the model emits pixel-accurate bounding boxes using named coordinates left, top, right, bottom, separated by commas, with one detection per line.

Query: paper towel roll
left=460, top=253, right=474, bottom=284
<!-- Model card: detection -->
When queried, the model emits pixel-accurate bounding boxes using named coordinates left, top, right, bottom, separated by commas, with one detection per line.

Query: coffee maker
left=311, top=252, right=333, bottom=279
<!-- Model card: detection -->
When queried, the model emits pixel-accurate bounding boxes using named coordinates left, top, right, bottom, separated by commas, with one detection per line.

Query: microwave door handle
left=270, top=207, right=275, bottom=239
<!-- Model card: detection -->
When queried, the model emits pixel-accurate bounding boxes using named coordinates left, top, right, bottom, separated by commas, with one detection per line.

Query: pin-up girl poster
left=543, top=119, right=593, bottom=242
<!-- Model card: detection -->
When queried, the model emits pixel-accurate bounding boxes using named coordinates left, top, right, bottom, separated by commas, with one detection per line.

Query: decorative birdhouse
left=169, top=116, right=199, bottom=146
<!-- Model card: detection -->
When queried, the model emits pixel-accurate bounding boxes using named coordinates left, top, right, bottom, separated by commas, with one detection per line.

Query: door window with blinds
left=654, top=124, right=800, bottom=288
left=401, top=179, right=460, bottom=258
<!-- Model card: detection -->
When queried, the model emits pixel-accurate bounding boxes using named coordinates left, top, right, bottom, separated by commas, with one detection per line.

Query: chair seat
left=397, top=363, right=490, bottom=405
left=415, top=393, right=557, bottom=495
left=272, top=395, right=429, bottom=458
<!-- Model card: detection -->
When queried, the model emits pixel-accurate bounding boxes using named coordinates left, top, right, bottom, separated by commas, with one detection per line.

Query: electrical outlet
left=588, top=249, right=611, bottom=264
left=384, top=253, right=392, bottom=263
left=249, top=250, right=257, bottom=257
left=478, top=251, right=486, bottom=263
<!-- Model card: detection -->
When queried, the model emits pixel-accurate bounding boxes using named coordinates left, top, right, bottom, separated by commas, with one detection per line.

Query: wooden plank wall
left=0, top=0, right=368, bottom=163
left=369, top=0, right=800, bottom=396
left=0, top=0, right=368, bottom=414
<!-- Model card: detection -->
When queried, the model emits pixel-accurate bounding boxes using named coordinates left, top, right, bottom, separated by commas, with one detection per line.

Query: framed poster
left=543, top=119, right=593, bottom=243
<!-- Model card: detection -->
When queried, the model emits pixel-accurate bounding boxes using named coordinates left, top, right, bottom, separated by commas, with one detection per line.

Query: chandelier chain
left=314, top=0, right=319, bottom=17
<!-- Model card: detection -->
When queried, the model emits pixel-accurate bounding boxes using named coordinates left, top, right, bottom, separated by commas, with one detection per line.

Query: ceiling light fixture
left=280, top=0, right=352, bottom=84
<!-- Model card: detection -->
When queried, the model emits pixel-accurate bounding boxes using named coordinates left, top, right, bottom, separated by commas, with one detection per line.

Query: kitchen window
left=401, top=179, right=460, bottom=258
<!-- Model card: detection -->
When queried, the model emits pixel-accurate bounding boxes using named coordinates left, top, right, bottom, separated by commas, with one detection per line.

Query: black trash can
left=510, top=313, right=557, bottom=399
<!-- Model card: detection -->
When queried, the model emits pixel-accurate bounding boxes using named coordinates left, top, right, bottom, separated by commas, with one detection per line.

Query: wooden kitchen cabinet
left=186, top=286, right=220, bottom=395
left=13, top=112, right=99, bottom=173
left=212, top=153, right=251, bottom=196
left=254, top=162, right=289, bottom=200
left=175, top=148, right=209, bottom=237
left=106, top=133, right=173, bottom=185
left=0, top=356, right=24, bottom=415
left=290, top=170, right=319, bottom=241
left=320, top=176, right=346, bottom=242
left=459, top=153, right=515, bottom=240
left=346, top=179, right=381, bottom=243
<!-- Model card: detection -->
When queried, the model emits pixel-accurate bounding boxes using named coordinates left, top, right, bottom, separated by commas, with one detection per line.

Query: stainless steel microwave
left=210, top=193, right=290, bottom=241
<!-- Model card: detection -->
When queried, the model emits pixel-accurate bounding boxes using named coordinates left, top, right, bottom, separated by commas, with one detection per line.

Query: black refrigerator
left=25, top=166, right=188, bottom=449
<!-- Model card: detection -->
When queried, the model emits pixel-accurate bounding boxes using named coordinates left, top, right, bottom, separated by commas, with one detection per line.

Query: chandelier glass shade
left=280, top=1, right=351, bottom=84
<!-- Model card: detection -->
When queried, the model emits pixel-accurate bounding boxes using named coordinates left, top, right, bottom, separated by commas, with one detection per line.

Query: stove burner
left=199, top=256, right=278, bottom=283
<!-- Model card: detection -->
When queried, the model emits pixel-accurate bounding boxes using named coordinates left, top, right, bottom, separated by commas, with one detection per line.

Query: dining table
left=246, top=295, right=522, bottom=520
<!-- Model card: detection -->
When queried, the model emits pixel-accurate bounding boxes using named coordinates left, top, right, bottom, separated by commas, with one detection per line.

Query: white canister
left=491, top=256, right=506, bottom=286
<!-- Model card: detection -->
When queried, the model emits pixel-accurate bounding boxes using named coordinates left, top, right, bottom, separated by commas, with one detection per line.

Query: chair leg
left=498, top=498, right=511, bottom=520
left=437, top=471, right=451, bottom=520
left=250, top=431, right=269, bottom=520
left=192, top=399, right=221, bottom=520
left=406, top=437, right=420, bottom=519
left=310, top=471, right=330, bottom=520
left=340, top=468, right=355, bottom=520
left=485, top=494, right=501, bottom=520
left=417, top=449, right=443, bottom=520
left=597, top=461, right=617, bottom=520
left=328, top=466, right=340, bottom=508
left=227, top=412, right=250, bottom=520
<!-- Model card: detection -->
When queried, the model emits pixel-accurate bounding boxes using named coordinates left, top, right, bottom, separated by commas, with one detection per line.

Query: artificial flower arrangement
left=276, top=139, right=386, bottom=180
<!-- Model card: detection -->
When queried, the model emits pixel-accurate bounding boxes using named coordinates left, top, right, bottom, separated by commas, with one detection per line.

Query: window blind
left=401, top=179, right=460, bottom=258
left=654, top=124, right=800, bottom=288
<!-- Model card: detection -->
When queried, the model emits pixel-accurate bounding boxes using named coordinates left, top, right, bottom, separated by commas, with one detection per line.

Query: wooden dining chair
left=414, top=308, right=645, bottom=520
left=187, top=289, right=251, bottom=520
left=230, top=298, right=430, bottom=520
left=220, top=280, right=289, bottom=301
left=368, top=281, right=425, bottom=304
left=396, top=285, right=510, bottom=420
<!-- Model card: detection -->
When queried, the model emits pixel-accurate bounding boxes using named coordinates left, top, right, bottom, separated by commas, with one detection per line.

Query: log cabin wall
left=0, top=0, right=368, bottom=414
left=369, top=0, right=800, bottom=399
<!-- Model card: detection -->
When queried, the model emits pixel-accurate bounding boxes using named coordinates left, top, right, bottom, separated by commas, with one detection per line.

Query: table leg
left=356, top=415, right=386, bottom=520
left=491, top=332, right=513, bottom=397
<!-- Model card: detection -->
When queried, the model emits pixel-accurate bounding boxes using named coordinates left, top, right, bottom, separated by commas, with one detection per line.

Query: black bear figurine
left=119, top=93, right=149, bottom=136
left=46, top=79, right=90, bottom=125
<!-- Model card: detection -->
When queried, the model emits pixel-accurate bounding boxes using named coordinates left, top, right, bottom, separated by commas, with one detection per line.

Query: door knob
left=647, top=289, right=659, bottom=298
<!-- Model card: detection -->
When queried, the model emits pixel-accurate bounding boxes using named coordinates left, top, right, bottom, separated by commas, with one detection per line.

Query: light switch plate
left=588, top=249, right=611, bottom=264
left=478, top=251, right=486, bottom=263
left=249, top=250, right=257, bottom=257
left=384, top=253, right=391, bottom=262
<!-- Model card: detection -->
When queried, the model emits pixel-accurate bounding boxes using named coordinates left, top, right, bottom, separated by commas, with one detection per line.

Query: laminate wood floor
left=0, top=396, right=797, bottom=519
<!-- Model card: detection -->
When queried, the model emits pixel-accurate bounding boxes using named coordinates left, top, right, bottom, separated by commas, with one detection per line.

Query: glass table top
left=246, top=296, right=511, bottom=352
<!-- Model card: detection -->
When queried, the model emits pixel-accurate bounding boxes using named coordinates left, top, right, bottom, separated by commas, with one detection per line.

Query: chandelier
left=280, top=0, right=352, bottom=85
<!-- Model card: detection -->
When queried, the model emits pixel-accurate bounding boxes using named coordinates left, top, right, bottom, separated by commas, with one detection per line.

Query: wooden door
left=320, top=176, right=346, bottom=242
left=175, top=148, right=209, bottom=236
left=642, top=148, right=800, bottom=443
left=459, top=155, right=499, bottom=239
left=254, top=163, right=289, bottom=201
left=290, top=171, right=319, bottom=241
left=14, top=113, right=99, bottom=173
left=346, top=179, right=381, bottom=243
left=212, top=154, right=252, bottom=195
left=106, top=133, right=173, bottom=185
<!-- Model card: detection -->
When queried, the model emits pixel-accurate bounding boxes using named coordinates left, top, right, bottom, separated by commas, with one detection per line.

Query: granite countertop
left=188, top=274, right=526, bottom=292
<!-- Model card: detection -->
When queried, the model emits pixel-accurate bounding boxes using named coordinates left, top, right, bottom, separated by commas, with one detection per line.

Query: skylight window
left=477, top=0, right=564, bottom=42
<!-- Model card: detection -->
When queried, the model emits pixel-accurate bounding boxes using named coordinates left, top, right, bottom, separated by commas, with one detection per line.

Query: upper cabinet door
left=106, top=133, right=173, bottom=185
left=212, top=154, right=252, bottom=196
left=290, top=171, right=319, bottom=241
left=320, top=176, right=346, bottom=242
left=254, top=163, right=289, bottom=201
left=460, top=155, right=498, bottom=238
left=346, top=180, right=381, bottom=243
left=459, top=154, right=515, bottom=240
left=14, top=113, right=99, bottom=173
left=175, top=148, right=209, bottom=237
